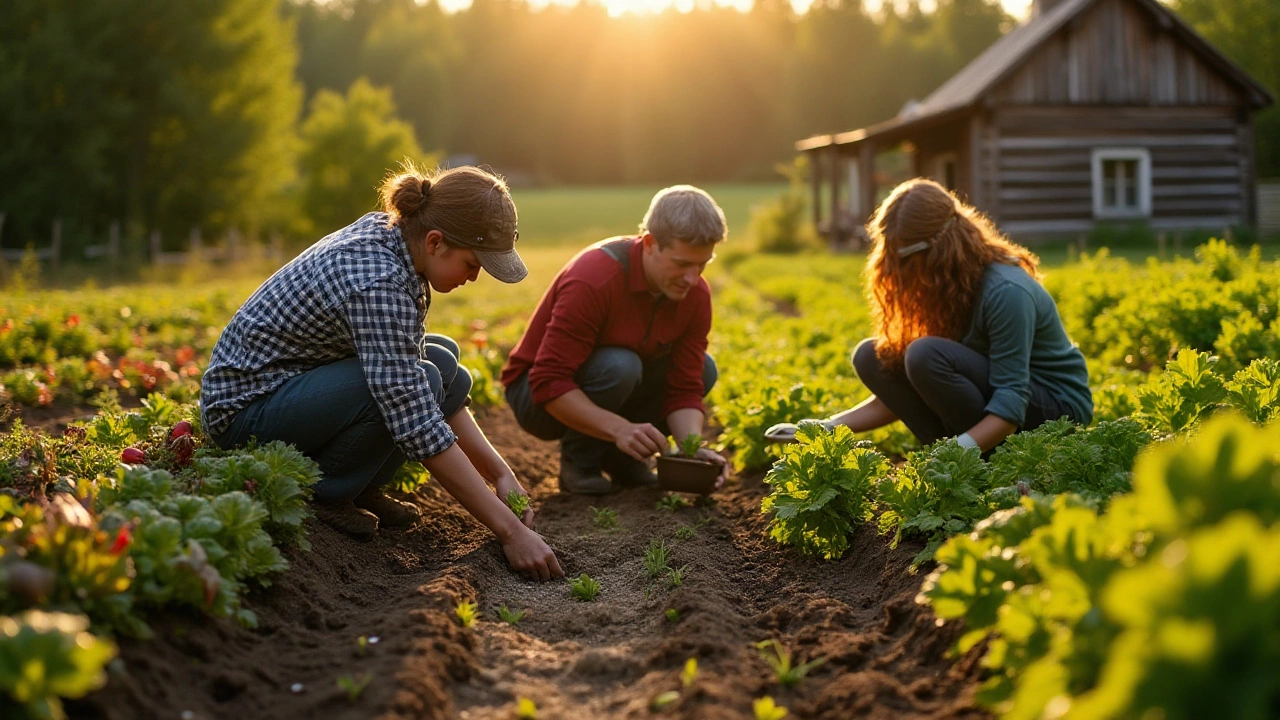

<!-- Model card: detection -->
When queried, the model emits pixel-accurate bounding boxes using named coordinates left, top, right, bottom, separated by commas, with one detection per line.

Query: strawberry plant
left=762, top=423, right=888, bottom=560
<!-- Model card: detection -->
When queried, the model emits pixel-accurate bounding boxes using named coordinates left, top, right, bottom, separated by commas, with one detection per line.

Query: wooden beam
left=998, top=135, right=1237, bottom=150
left=858, top=143, right=875, bottom=226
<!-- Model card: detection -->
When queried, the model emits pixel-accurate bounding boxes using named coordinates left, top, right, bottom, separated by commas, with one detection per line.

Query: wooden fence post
left=51, top=218, right=62, bottom=272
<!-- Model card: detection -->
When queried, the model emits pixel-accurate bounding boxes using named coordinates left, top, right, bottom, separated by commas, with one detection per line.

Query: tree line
left=0, top=0, right=1273, bottom=252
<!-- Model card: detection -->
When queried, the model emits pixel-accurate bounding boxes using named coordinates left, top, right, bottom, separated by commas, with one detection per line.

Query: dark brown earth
left=60, top=406, right=985, bottom=720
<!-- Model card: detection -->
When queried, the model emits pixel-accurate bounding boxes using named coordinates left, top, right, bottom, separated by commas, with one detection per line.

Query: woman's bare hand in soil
left=494, top=472, right=534, bottom=528
left=503, top=527, right=564, bottom=581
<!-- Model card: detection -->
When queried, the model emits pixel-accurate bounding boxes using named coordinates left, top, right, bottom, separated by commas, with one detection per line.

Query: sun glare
left=434, top=0, right=1032, bottom=19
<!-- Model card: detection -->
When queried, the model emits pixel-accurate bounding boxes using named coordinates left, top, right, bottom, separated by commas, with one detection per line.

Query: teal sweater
left=960, top=262, right=1093, bottom=427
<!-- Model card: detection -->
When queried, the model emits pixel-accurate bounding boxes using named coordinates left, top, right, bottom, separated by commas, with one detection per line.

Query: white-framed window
left=933, top=152, right=958, bottom=190
left=1091, top=148, right=1151, bottom=219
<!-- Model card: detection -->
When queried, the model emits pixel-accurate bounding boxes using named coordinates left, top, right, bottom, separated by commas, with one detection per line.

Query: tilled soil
left=67, top=407, right=984, bottom=720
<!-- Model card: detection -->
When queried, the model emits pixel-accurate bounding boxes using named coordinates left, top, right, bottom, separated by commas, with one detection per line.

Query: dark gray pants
left=505, top=348, right=717, bottom=469
left=211, top=334, right=472, bottom=503
left=852, top=336, right=1071, bottom=446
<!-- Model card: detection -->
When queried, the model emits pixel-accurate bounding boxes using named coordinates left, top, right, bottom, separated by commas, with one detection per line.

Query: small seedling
left=674, top=525, right=696, bottom=541
left=754, top=639, right=826, bottom=686
left=753, top=696, right=788, bottom=720
left=336, top=672, right=373, bottom=701
left=569, top=573, right=601, bottom=601
left=643, top=538, right=671, bottom=578
left=680, top=657, right=698, bottom=689
left=506, top=489, right=530, bottom=517
left=666, top=564, right=688, bottom=588
left=497, top=604, right=527, bottom=626
left=649, top=690, right=680, bottom=711
left=356, top=635, right=369, bottom=656
left=665, top=608, right=680, bottom=623
left=589, top=505, right=619, bottom=530
left=516, top=697, right=539, bottom=719
left=656, top=494, right=691, bottom=512
left=455, top=599, right=478, bottom=628
left=676, top=432, right=703, bottom=458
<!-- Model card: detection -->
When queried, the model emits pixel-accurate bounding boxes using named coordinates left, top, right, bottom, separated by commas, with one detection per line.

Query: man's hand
left=501, top=526, right=564, bottom=581
left=493, top=473, right=534, bottom=528
left=614, top=422, right=668, bottom=461
left=695, top=447, right=730, bottom=490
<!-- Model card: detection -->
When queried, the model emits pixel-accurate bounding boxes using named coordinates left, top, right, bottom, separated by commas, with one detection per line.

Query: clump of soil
left=68, top=407, right=985, bottom=720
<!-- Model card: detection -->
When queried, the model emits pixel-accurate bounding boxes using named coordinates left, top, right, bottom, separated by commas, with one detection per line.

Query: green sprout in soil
left=497, top=604, right=527, bottom=626
left=336, top=672, right=373, bottom=701
left=681, top=657, right=698, bottom=689
left=589, top=506, right=619, bottom=530
left=656, top=494, right=691, bottom=512
left=650, top=690, right=680, bottom=711
left=356, top=635, right=369, bottom=657
left=674, top=525, right=696, bottom=541
left=667, top=564, right=688, bottom=588
left=754, top=639, right=826, bottom=686
left=569, top=573, right=601, bottom=602
left=753, top=696, right=788, bottom=720
left=516, top=697, right=539, bottom=719
left=506, top=489, right=530, bottom=517
left=455, top=599, right=478, bottom=628
left=643, top=538, right=671, bottom=578
left=665, top=608, right=680, bottom=623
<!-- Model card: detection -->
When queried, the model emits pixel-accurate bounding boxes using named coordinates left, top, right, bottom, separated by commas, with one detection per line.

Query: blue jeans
left=210, top=334, right=472, bottom=503
left=505, top=348, right=717, bottom=469
left=852, top=336, right=1071, bottom=446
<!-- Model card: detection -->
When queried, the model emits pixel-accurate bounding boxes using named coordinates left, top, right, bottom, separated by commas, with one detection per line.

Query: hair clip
left=897, top=240, right=931, bottom=257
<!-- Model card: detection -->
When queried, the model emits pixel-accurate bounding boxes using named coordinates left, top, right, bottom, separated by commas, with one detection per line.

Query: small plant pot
left=656, top=455, right=720, bottom=495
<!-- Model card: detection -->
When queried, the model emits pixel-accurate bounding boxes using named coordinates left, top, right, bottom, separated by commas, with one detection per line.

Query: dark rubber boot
left=353, top=488, right=422, bottom=529
left=314, top=501, right=379, bottom=539
left=558, top=456, right=613, bottom=495
left=602, top=449, right=658, bottom=489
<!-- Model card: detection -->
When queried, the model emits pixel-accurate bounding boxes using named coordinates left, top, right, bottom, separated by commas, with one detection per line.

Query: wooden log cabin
left=798, top=0, right=1274, bottom=244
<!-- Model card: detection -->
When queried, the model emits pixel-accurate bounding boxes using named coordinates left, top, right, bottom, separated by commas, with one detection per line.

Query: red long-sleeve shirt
left=501, top=236, right=712, bottom=417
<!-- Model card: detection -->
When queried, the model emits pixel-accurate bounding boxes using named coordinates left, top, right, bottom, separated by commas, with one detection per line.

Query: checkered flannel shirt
left=200, top=212, right=458, bottom=460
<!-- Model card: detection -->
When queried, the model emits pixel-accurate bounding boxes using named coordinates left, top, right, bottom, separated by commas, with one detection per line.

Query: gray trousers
left=505, top=348, right=717, bottom=469
left=852, top=336, right=1071, bottom=446
left=211, top=334, right=472, bottom=503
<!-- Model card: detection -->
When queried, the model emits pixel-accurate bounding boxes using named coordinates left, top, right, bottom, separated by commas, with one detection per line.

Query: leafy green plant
left=877, top=440, right=994, bottom=569
left=643, top=538, right=670, bottom=579
left=753, top=696, right=788, bottom=720
left=1137, top=350, right=1228, bottom=433
left=754, top=639, right=826, bottom=686
left=569, top=573, right=600, bottom=602
left=455, top=600, right=477, bottom=628
left=674, top=433, right=703, bottom=459
left=666, top=565, right=688, bottom=588
left=496, top=604, right=526, bottom=626
left=336, top=671, right=373, bottom=702
left=761, top=423, right=888, bottom=560
left=674, top=525, right=695, bottom=540
left=665, top=608, right=680, bottom=622
left=505, top=489, right=530, bottom=518
left=0, top=610, right=117, bottom=720
left=589, top=506, right=618, bottom=530
left=1226, top=357, right=1280, bottom=424
left=656, top=494, right=690, bottom=512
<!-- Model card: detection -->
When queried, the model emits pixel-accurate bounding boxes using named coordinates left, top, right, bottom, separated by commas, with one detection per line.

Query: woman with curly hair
left=766, top=178, right=1092, bottom=451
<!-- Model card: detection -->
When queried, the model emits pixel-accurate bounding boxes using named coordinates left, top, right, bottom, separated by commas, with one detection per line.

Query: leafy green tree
left=297, top=77, right=431, bottom=236
left=1172, top=0, right=1280, bottom=177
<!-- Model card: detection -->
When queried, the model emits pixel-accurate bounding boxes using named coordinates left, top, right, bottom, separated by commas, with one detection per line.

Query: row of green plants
left=0, top=395, right=322, bottom=719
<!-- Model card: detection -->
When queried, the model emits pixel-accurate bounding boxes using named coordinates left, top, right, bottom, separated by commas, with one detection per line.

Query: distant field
left=509, top=182, right=790, bottom=246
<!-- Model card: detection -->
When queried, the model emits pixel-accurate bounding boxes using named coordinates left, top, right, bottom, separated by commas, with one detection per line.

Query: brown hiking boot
left=603, top=451, right=658, bottom=489
left=353, top=487, right=421, bottom=529
left=314, top=501, right=379, bottom=540
left=558, top=458, right=613, bottom=496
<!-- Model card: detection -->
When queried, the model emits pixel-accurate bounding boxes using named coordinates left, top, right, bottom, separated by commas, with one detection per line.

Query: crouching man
left=501, top=185, right=730, bottom=495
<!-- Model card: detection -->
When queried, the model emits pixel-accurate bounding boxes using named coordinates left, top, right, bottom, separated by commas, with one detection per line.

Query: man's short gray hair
left=639, top=185, right=728, bottom=248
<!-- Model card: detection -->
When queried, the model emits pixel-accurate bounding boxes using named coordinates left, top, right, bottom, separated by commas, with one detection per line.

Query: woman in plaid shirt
left=202, top=165, right=563, bottom=580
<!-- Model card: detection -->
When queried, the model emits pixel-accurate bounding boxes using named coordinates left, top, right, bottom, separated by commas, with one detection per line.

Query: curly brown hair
left=864, top=178, right=1041, bottom=369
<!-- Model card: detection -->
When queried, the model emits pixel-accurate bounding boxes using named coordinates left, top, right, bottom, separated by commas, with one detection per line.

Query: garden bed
left=67, top=407, right=982, bottom=720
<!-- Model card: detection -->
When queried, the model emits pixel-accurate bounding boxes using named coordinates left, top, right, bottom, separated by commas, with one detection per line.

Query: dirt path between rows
left=68, top=407, right=984, bottom=720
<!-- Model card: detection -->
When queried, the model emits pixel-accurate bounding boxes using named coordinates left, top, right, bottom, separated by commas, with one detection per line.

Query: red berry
left=170, top=421, right=193, bottom=440
left=121, top=447, right=146, bottom=465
